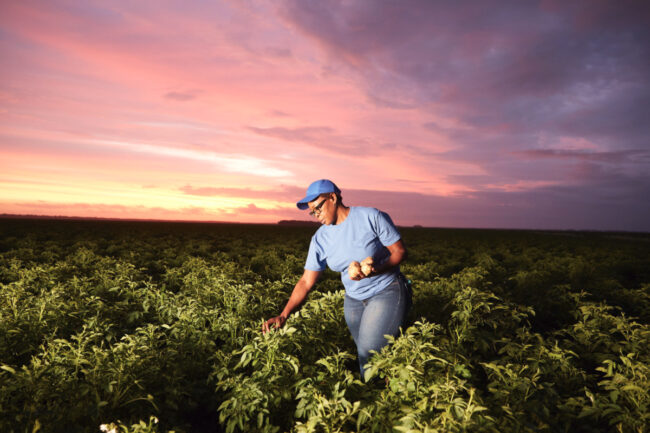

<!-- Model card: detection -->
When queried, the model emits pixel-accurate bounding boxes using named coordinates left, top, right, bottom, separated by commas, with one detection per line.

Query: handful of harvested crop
left=360, top=256, right=374, bottom=276
left=348, top=261, right=362, bottom=279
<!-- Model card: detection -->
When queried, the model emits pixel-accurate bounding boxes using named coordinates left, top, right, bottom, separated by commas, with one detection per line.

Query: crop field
left=1, top=218, right=648, bottom=433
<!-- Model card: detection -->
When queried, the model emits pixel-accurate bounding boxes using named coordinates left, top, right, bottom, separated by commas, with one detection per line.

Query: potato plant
left=0, top=218, right=648, bottom=432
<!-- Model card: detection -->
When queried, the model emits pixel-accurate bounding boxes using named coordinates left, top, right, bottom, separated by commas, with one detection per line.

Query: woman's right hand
left=262, top=315, right=286, bottom=334
left=261, top=270, right=320, bottom=334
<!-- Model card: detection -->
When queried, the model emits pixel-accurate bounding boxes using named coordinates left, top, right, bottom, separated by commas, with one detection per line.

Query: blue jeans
left=344, top=274, right=412, bottom=378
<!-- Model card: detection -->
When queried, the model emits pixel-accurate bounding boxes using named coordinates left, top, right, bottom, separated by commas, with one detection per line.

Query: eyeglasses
left=308, top=197, right=328, bottom=217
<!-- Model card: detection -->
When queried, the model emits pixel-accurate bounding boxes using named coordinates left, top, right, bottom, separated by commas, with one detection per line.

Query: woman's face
left=308, top=194, right=335, bottom=225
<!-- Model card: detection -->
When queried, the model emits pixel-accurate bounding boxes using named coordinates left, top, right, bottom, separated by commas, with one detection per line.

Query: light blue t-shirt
left=305, top=206, right=402, bottom=300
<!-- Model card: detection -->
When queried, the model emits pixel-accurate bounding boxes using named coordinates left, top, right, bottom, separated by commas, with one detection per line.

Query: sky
left=1, top=0, right=649, bottom=231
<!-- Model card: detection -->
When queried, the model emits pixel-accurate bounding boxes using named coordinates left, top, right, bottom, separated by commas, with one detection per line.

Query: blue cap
left=296, top=179, right=341, bottom=210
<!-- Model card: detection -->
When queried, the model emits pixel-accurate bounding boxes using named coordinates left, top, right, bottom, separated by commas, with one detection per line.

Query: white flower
left=99, top=423, right=118, bottom=433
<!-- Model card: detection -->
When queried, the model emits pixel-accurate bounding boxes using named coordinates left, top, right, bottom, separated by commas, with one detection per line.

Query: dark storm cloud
left=554, top=85, right=650, bottom=146
left=279, top=0, right=650, bottom=150
left=274, top=0, right=650, bottom=232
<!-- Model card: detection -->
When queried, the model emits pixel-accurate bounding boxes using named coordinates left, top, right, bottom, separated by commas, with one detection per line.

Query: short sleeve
left=305, top=235, right=327, bottom=271
left=375, top=210, right=401, bottom=246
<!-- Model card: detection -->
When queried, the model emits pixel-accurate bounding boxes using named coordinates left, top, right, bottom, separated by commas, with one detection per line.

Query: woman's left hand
left=354, top=240, right=407, bottom=280
left=350, top=273, right=368, bottom=281
left=350, top=266, right=376, bottom=280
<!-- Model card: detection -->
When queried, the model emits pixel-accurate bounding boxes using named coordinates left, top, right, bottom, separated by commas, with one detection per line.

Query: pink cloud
left=1, top=200, right=295, bottom=224
left=247, top=126, right=376, bottom=155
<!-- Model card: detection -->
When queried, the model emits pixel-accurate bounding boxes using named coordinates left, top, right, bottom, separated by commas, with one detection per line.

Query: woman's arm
left=367, top=239, right=407, bottom=277
left=262, top=269, right=321, bottom=333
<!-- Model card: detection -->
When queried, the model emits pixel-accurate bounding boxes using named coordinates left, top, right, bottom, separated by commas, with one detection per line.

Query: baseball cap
left=296, top=179, right=341, bottom=210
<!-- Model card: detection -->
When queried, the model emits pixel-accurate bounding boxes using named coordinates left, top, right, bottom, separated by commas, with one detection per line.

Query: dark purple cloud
left=278, top=0, right=650, bottom=197
left=279, top=0, right=649, bottom=132
left=512, top=148, right=650, bottom=164
left=270, top=0, right=650, bottom=231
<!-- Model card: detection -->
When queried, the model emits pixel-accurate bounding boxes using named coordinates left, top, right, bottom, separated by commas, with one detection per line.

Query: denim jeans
left=344, top=273, right=412, bottom=378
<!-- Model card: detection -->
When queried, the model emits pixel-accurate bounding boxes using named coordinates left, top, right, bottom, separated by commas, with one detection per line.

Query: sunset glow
left=1, top=0, right=649, bottom=230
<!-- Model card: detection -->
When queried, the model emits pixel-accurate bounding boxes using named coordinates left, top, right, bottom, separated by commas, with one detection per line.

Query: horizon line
left=2, top=213, right=649, bottom=235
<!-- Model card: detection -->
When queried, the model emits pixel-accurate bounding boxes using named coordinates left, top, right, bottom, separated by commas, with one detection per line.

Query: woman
left=262, top=179, right=411, bottom=379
